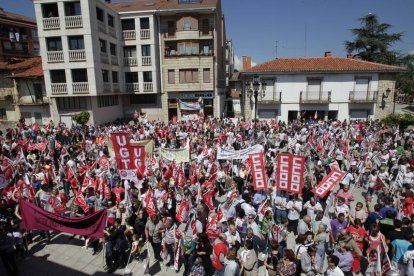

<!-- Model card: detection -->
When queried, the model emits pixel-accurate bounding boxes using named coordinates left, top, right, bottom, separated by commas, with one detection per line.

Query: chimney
left=347, top=54, right=353, bottom=59
left=324, top=51, right=332, bottom=57
left=242, top=56, right=252, bottom=70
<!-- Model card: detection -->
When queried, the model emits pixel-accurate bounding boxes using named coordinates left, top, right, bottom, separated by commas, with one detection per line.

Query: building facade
left=0, top=8, right=40, bottom=62
left=238, top=52, right=405, bottom=122
left=33, top=0, right=226, bottom=125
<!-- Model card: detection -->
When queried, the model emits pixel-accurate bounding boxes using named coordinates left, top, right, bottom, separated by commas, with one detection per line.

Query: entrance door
left=328, top=111, right=338, bottom=120
left=288, top=111, right=298, bottom=122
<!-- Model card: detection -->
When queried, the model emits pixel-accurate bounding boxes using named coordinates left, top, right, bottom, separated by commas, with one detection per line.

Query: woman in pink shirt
left=336, top=185, right=354, bottom=206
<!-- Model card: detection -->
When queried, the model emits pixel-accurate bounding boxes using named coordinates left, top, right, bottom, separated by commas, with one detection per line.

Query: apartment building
left=0, top=8, right=40, bottom=62
left=238, top=52, right=405, bottom=122
left=33, top=0, right=226, bottom=125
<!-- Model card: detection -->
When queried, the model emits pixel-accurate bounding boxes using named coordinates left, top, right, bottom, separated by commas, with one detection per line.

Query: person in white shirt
left=303, top=197, right=323, bottom=220
left=325, top=255, right=345, bottom=276
left=286, top=195, right=302, bottom=235
left=225, top=224, right=241, bottom=249
left=246, top=214, right=260, bottom=237
left=274, top=190, right=288, bottom=224
left=334, top=197, right=350, bottom=219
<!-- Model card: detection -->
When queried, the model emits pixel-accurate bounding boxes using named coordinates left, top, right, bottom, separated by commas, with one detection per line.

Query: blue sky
left=3, top=0, right=414, bottom=67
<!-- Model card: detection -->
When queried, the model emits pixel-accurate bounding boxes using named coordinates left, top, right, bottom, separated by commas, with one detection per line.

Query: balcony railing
left=300, top=91, right=331, bottom=103
left=349, top=90, right=378, bottom=102
left=72, top=82, right=89, bottom=94
left=111, top=55, right=118, bottom=65
left=43, top=17, right=60, bottom=30
left=103, top=83, right=111, bottom=93
left=68, top=49, right=86, bottom=62
left=142, top=56, right=151, bottom=66
left=100, top=52, right=109, bottom=64
left=51, top=83, right=67, bottom=95
left=165, top=52, right=213, bottom=58
left=124, top=57, right=138, bottom=66
left=108, top=26, right=117, bottom=38
left=47, top=51, right=64, bottom=63
left=140, top=29, right=150, bottom=39
left=98, top=20, right=106, bottom=33
left=125, top=83, right=139, bottom=92
left=123, top=30, right=136, bottom=40
left=259, top=91, right=282, bottom=104
left=65, top=15, right=83, bottom=28
left=143, top=82, right=153, bottom=92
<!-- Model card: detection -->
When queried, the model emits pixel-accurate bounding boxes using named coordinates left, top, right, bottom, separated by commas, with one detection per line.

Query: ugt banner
left=249, top=152, right=267, bottom=191
left=20, top=200, right=106, bottom=238
left=111, top=132, right=145, bottom=170
left=314, top=170, right=346, bottom=198
left=276, top=153, right=305, bottom=194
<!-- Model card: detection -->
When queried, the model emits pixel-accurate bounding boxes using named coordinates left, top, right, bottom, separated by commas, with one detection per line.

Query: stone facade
left=375, top=73, right=397, bottom=120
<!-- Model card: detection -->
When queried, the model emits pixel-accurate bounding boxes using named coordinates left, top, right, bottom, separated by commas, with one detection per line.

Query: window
left=33, top=83, right=43, bottom=101
left=179, top=69, right=198, bottom=83
left=110, top=43, right=117, bottom=56
left=42, top=3, right=59, bottom=18
left=34, top=112, right=42, bottom=125
left=99, top=39, right=106, bottom=52
left=68, top=36, right=84, bottom=50
left=167, top=21, right=175, bottom=35
left=96, top=7, right=104, bottom=22
left=168, top=70, right=175, bottom=84
left=183, top=22, right=191, bottom=31
left=0, top=109, right=7, bottom=120
left=102, top=70, right=109, bottom=83
left=2, top=41, right=12, bottom=51
left=143, top=72, right=152, bottom=82
left=123, top=46, right=136, bottom=57
left=72, top=69, right=88, bottom=82
left=307, top=78, right=321, bottom=92
left=121, top=19, right=135, bottom=30
left=165, top=45, right=176, bottom=56
left=108, top=14, right=114, bottom=28
left=64, top=1, right=81, bottom=16
left=56, top=97, right=87, bottom=110
left=98, top=95, right=118, bottom=108
left=46, top=37, right=62, bottom=51
left=21, top=112, right=31, bottom=122
left=201, top=44, right=211, bottom=55
left=141, top=45, right=151, bottom=57
left=112, top=71, right=118, bottom=83
left=130, top=94, right=157, bottom=105
left=50, top=70, right=66, bottom=83
left=178, top=41, right=198, bottom=55
left=140, top=18, right=149, bottom=29
left=31, top=29, right=38, bottom=39
left=125, top=72, right=138, bottom=83
left=203, top=69, right=210, bottom=83
left=201, top=19, right=209, bottom=34
left=355, top=77, right=370, bottom=92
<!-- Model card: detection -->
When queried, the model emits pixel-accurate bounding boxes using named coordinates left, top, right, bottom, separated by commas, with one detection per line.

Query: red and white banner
left=314, top=170, right=346, bottom=198
left=276, top=153, right=305, bottom=194
left=144, top=190, right=156, bottom=217
left=249, top=152, right=267, bottom=191
left=27, top=142, right=47, bottom=152
left=175, top=198, right=189, bottom=223
left=98, top=156, right=111, bottom=171
left=111, top=132, right=132, bottom=170
left=129, top=144, right=145, bottom=169
left=202, top=189, right=215, bottom=210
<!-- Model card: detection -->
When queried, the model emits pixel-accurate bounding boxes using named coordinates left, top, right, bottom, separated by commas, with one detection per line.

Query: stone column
left=375, top=74, right=396, bottom=120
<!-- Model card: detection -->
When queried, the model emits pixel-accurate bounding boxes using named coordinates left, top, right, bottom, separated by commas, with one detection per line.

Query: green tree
left=396, top=54, right=414, bottom=95
left=345, top=13, right=403, bottom=65
left=71, top=111, right=90, bottom=126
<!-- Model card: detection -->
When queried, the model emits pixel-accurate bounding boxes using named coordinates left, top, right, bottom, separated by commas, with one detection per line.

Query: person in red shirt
left=403, top=191, right=414, bottom=216
left=112, top=181, right=125, bottom=204
left=211, top=233, right=228, bottom=274
left=48, top=188, right=68, bottom=215
left=347, top=218, right=367, bottom=273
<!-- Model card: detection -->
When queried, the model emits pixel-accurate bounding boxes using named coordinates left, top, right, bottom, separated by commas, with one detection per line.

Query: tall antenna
left=275, top=40, right=278, bottom=59
left=304, top=24, right=307, bottom=57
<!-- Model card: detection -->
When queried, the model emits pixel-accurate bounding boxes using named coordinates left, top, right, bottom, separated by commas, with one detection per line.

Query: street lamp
left=381, top=88, right=391, bottom=110
left=246, top=75, right=266, bottom=139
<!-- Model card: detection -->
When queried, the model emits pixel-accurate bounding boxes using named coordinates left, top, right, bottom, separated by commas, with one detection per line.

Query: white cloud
left=234, top=55, right=257, bottom=71
left=409, top=49, right=414, bottom=55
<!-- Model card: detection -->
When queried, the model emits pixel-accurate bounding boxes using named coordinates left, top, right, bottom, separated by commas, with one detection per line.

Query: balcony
left=43, top=17, right=60, bottom=30
left=68, top=50, right=86, bottom=62
left=125, top=83, right=139, bottom=92
left=142, top=56, right=151, bottom=66
left=143, top=82, right=153, bottom=92
left=103, top=83, right=111, bottom=93
left=113, top=83, right=120, bottom=92
left=259, top=91, right=282, bottom=104
left=108, top=26, right=117, bottom=38
left=349, top=91, right=378, bottom=102
left=98, top=20, right=106, bottom=33
left=65, top=15, right=83, bottom=28
left=164, top=52, right=213, bottom=58
left=47, top=51, right=64, bottom=63
left=51, top=83, right=67, bottom=95
left=111, top=55, right=118, bottom=65
left=100, top=52, right=109, bottom=64
left=123, top=30, right=136, bottom=40
left=140, top=29, right=150, bottom=39
left=72, top=82, right=89, bottom=94
left=124, top=57, right=138, bottom=66
left=300, top=91, right=331, bottom=103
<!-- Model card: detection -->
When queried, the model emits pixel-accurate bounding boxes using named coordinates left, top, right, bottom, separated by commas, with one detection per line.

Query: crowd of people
left=1, top=115, right=414, bottom=276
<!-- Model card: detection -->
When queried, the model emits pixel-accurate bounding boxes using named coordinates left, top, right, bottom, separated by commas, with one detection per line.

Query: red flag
left=98, top=156, right=111, bottom=171
left=82, top=175, right=91, bottom=188
left=373, top=177, right=385, bottom=191
left=175, top=198, right=189, bottom=223
left=27, top=142, right=47, bottom=152
left=206, top=211, right=220, bottom=239
left=249, top=152, right=267, bottom=191
left=313, top=170, right=346, bottom=198
left=144, top=190, right=156, bottom=217
left=202, top=189, right=215, bottom=210
left=316, top=138, right=324, bottom=154
left=73, top=188, right=89, bottom=213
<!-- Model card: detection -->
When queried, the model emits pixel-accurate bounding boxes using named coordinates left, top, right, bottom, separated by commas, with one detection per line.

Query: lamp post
left=245, top=75, right=266, bottom=140
left=381, top=88, right=391, bottom=109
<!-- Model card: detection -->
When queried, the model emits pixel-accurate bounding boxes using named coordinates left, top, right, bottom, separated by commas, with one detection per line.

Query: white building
left=239, top=52, right=405, bottom=122
left=33, top=0, right=226, bottom=125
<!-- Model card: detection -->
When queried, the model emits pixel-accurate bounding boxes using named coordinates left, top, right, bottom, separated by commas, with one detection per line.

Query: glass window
left=96, top=7, right=104, bottom=22
left=98, top=95, right=118, bottom=108
left=121, top=19, right=135, bottom=30
left=183, top=22, right=191, bottom=31
left=47, top=37, right=62, bottom=51
left=168, top=70, right=175, bottom=84
left=125, top=72, right=138, bottom=83
left=42, top=3, right=59, bottom=18
left=143, top=72, right=152, bottom=82
left=50, top=70, right=66, bottom=83
left=140, top=18, right=149, bottom=29
left=107, top=14, right=114, bottom=27
left=102, top=70, right=109, bottom=82
left=64, top=1, right=81, bottom=16
left=99, top=39, right=106, bottom=52
left=68, top=36, right=84, bottom=50
left=112, top=71, right=118, bottom=83
left=57, top=97, right=87, bottom=110
left=123, top=46, right=136, bottom=57
left=110, top=43, right=117, bottom=56
left=179, top=69, right=198, bottom=83
left=142, top=45, right=151, bottom=57
left=72, top=69, right=88, bottom=82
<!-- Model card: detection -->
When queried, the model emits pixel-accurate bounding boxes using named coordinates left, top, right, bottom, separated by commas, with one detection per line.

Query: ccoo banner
left=314, top=170, right=346, bottom=198
left=276, top=153, right=305, bottom=194
left=249, top=152, right=267, bottom=191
